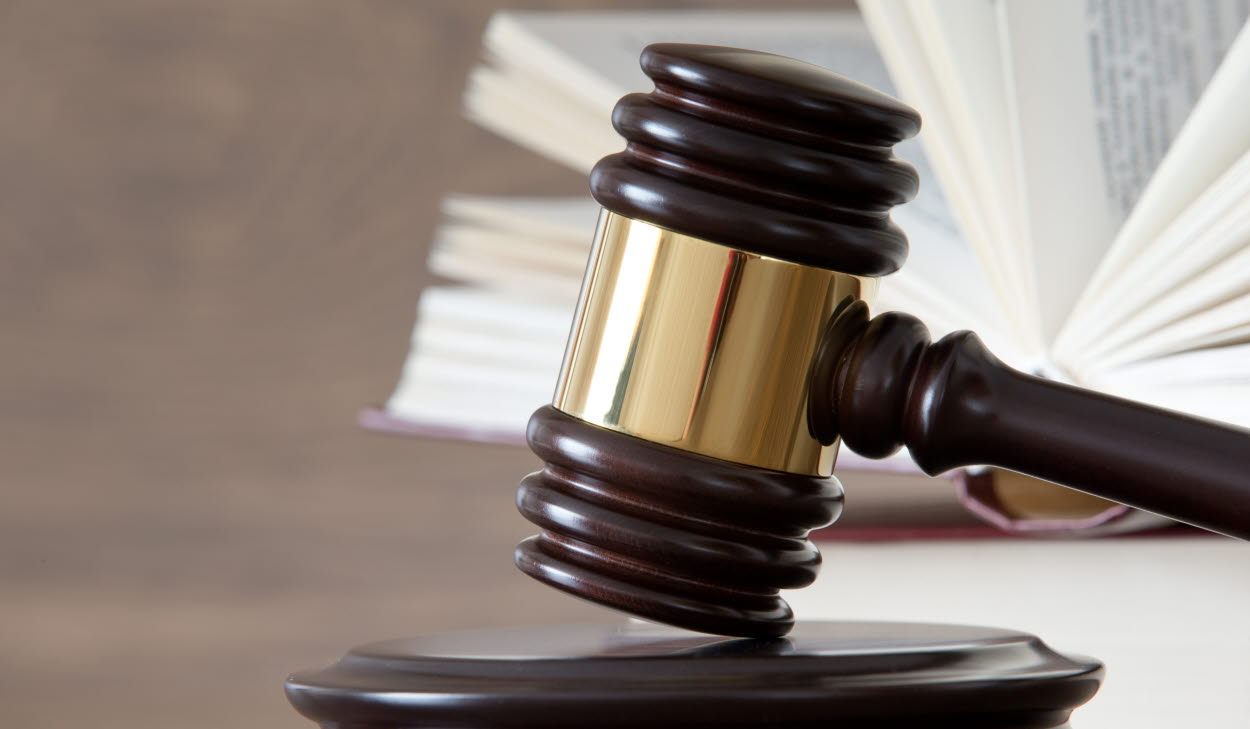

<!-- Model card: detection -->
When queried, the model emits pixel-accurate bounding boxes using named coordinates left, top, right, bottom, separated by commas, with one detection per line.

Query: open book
left=859, top=0, right=1250, bottom=417
left=376, top=6, right=1250, bottom=531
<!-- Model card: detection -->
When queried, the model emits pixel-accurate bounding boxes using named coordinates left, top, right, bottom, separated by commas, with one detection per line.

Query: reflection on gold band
left=553, top=211, right=876, bottom=476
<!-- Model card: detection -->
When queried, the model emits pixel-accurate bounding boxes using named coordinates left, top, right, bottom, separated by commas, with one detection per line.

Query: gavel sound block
left=285, top=622, right=1103, bottom=729
left=513, top=43, right=1250, bottom=639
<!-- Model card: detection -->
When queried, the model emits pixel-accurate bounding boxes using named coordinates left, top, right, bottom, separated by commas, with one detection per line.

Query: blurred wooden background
left=0, top=1, right=850, bottom=727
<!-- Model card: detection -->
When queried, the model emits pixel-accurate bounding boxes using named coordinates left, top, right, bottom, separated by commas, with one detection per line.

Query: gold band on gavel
left=552, top=211, right=877, bottom=477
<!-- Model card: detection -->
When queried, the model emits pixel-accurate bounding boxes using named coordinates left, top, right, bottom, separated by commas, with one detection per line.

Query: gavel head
left=515, top=43, right=921, bottom=638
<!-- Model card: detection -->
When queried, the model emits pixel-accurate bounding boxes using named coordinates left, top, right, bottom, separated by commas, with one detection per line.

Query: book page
left=1088, top=343, right=1250, bottom=429
left=444, top=195, right=601, bottom=235
left=860, top=0, right=1040, bottom=363
left=1050, top=148, right=1250, bottom=386
left=1095, top=380, right=1250, bottom=429
left=999, top=0, right=1247, bottom=342
left=1063, top=154, right=1250, bottom=373
left=430, top=196, right=599, bottom=298
left=385, top=286, right=573, bottom=432
left=1057, top=22, right=1250, bottom=360
left=465, top=56, right=615, bottom=172
left=1099, top=342, right=1250, bottom=389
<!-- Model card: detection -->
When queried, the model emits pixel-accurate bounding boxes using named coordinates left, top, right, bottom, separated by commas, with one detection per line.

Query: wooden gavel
left=513, top=43, right=1250, bottom=639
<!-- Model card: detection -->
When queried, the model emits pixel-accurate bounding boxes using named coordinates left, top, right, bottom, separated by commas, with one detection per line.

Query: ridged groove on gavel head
left=515, top=406, right=843, bottom=638
left=590, top=43, right=921, bottom=276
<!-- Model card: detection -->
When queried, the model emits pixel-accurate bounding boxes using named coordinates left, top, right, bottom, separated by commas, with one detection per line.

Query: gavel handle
left=827, top=308, right=1250, bottom=540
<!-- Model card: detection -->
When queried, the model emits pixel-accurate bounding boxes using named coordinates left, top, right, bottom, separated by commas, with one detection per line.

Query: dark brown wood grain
left=286, top=622, right=1103, bottom=729
left=815, top=298, right=1250, bottom=540
left=516, top=406, right=842, bottom=638
left=590, top=43, right=918, bottom=275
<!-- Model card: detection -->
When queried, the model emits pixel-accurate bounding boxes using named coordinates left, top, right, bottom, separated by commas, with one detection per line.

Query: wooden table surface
left=0, top=1, right=839, bottom=727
